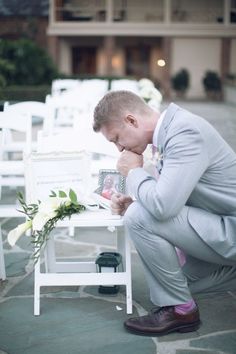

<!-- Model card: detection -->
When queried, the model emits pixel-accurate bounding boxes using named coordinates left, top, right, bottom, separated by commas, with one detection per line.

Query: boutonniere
left=152, top=145, right=164, bottom=165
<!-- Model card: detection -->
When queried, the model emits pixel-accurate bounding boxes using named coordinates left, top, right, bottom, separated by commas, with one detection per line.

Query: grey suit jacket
left=127, top=103, right=236, bottom=260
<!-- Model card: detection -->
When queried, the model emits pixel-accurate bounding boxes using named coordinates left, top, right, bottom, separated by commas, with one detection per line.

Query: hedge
left=0, top=85, right=51, bottom=104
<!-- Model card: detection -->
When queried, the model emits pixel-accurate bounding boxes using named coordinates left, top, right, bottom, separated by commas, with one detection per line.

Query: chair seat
left=57, top=209, right=122, bottom=228
left=0, top=161, right=24, bottom=174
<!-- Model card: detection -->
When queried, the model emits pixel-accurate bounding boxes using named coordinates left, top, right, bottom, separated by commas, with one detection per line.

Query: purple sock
left=175, top=299, right=196, bottom=315
left=175, top=247, right=186, bottom=267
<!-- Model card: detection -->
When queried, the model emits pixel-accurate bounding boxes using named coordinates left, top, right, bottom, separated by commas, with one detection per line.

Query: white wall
left=171, top=38, right=221, bottom=98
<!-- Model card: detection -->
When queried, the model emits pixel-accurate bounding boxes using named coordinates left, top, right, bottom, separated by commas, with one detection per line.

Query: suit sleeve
left=127, top=124, right=209, bottom=220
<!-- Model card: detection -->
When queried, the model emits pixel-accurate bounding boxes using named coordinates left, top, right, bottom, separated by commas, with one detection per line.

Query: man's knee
left=124, top=201, right=154, bottom=233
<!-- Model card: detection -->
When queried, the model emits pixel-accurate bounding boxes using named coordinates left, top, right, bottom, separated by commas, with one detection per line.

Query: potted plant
left=202, top=71, right=222, bottom=100
left=171, top=69, right=190, bottom=97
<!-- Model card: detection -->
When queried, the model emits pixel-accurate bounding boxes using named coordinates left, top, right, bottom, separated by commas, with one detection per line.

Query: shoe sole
left=124, top=320, right=201, bottom=337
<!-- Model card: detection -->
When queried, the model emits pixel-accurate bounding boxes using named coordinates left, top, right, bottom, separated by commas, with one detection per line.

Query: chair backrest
left=4, top=101, right=48, bottom=123
left=36, top=128, right=119, bottom=188
left=80, top=79, right=109, bottom=97
left=51, top=79, right=81, bottom=96
left=110, top=79, right=139, bottom=94
left=36, top=128, right=119, bottom=157
left=0, top=111, right=32, bottom=156
left=45, top=93, right=87, bottom=134
left=25, top=151, right=91, bottom=203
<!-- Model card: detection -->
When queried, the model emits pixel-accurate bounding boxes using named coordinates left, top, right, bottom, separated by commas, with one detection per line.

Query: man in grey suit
left=93, top=90, right=236, bottom=336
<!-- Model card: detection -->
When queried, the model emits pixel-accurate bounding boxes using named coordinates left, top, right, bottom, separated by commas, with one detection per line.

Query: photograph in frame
left=96, top=169, right=126, bottom=200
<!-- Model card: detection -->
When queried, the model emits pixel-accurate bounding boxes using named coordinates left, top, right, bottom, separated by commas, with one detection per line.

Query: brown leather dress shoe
left=124, top=306, right=201, bottom=336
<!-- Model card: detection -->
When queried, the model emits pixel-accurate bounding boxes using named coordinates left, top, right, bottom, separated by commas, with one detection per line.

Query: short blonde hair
left=93, top=90, right=151, bottom=132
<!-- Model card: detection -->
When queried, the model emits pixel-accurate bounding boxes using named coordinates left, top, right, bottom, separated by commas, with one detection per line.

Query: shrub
left=202, top=71, right=222, bottom=92
left=0, top=39, right=59, bottom=86
left=171, top=69, right=190, bottom=95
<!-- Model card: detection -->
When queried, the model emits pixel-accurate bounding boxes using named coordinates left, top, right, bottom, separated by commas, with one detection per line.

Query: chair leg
left=34, top=259, right=41, bottom=316
left=117, top=227, right=133, bottom=314
left=0, top=225, right=6, bottom=281
left=44, top=235, right=56, bottom=273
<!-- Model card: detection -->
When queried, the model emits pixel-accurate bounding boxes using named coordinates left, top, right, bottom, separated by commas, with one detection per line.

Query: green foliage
left=0, top=58, right=15, bottom=87
left=0, top=85, right=51, bottom=102
left=202, top=71, right=222, bottom=92
left=0, top=39, right=59, bottom=85
left=171, top=69, right=190, bottom=94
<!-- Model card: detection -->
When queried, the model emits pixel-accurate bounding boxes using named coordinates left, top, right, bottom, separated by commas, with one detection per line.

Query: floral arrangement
left=138, top=78, right=163, bottom=111
left=7, top=189, right=87, bottom=261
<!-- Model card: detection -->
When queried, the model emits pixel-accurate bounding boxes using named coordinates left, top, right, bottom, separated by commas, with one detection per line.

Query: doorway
left=72, top=47, right=96, bottom=75
left=125, top=46, right=150, bottom=78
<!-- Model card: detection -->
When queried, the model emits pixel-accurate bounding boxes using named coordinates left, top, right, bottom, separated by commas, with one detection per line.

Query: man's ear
left=124, top=114, right=138, bottom=128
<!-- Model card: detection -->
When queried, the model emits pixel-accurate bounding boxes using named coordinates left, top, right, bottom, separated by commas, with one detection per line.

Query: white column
left=106, top=0, right=113, bottom=22
left=49, top=0, right=55, bottom=24
left=224, top=0, right=230, bottom=26
left=164, top=0, right=171, bottom=24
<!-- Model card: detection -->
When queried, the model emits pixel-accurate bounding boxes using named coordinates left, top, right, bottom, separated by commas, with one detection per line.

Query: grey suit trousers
left=124, top=201, right=236, bottom=306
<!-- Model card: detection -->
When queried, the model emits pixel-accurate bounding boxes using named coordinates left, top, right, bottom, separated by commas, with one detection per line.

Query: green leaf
left=59, top=190, right=67, bottom=198
left=69, top=189, right=77, bottom=203
left=50, top=190, right=57, bottom=197
left=17, top=191, right=24, bottom=200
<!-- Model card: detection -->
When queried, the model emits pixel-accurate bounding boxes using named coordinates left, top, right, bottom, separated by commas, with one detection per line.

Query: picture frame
left=96, top=169, right=126, bottom=200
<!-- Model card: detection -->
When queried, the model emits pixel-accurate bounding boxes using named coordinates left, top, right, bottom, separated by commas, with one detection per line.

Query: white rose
left=139, top=78, right=154, bottom=89
left=139, top=86, right=152, bottom=100
left=150, top=88, right=162, bottom=103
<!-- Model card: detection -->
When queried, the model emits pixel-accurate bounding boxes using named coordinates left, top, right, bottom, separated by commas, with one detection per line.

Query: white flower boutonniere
left=152, top=145, right=164, bottom=165
left=156, top=145, right=164, bottom=174
left=143, top=145, right=164, bottom=176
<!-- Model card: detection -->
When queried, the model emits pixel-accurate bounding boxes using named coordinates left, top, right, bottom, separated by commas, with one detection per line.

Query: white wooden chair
left=110, top=79, right=139, bottom=94
left=3, top=101, right=48, bottom=154
left=36, top=127, right=119, bottom=237
left=44, top=93, right=87, bottom=134
left=51, top=79, right=81, bottom=96
left=0, top=111, right=32, bottom=197
left=25, top=151, right=132, bottom=315
left=36, top=127, right=119, bottom=184
left=0, top=111, right=33, bottom=279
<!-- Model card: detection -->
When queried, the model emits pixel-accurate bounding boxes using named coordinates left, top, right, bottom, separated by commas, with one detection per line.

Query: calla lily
left=32, top=197, right=71, bottom=231
left=7, top=220, right=32, bottom=247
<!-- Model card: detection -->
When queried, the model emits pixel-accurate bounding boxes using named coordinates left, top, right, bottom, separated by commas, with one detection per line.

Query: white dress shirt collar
left=152, top=110, right=166, bottom=148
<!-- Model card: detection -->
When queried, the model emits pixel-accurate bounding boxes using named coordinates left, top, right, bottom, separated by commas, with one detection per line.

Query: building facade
left=0, top=0, right=235, bottom=98
left=48, top=0, right=236, bottom=98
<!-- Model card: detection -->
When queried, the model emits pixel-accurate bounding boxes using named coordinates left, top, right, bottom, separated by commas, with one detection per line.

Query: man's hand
left=117, top=151, right=143, bottom=177
left=111, top=193, right=133, bottom=216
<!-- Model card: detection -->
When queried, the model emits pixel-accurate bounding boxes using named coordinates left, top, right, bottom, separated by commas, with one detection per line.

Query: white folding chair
left=51, top=79, right=81, bottom=96
left=3, top=101, right=48, bottom=153
left=110, top=79, right=139, bottom=94
left=25, top=151, right=132, bottom=315
left=0, top=111, right=33, bottom=198
left=44, top=93, right=86, bottom=134
left=36, top=128, right=119, bottom=183
left=36, top=126, right=119, bottom=237
left=0, top=111, right=32, bottom=279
